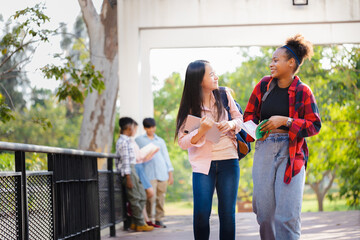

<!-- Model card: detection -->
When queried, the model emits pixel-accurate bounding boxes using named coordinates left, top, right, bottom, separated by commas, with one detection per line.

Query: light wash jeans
left=252, top=133, right=305, bottom=240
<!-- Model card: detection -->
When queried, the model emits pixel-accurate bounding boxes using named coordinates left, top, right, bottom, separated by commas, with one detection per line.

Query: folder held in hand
left=183, top=115, right=221, bottom=143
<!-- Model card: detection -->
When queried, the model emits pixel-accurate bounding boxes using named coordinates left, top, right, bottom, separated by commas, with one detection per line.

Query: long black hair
left=175, top=60, right=223, bottom=140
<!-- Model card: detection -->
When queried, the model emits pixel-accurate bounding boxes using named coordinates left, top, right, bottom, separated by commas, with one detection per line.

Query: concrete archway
left=117, top=0, right=360, bottom=125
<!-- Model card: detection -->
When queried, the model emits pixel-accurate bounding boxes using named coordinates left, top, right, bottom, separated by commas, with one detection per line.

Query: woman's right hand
left=258, top=131, right=270, bottom=141
left=198, top=116, right=215, bottom=134
left=190, top=116, right=215, bottom=145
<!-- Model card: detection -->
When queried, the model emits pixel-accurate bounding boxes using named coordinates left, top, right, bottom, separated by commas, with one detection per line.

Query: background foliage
left=152, top=45, right=360, bottom=209
left=0, top=5, right=103, bottom=124
left=0, top=8, right=358, bottom=210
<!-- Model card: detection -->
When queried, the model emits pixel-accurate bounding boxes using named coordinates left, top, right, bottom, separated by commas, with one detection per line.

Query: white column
left=118, top=0, right=153, bottom=130
left=138, top=40, right=154, bottom=120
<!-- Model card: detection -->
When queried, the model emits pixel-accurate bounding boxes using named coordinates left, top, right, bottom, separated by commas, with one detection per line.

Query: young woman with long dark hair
left=175, top=60, right=243, bottom=240
left=244, top=34, right=321, bottom=239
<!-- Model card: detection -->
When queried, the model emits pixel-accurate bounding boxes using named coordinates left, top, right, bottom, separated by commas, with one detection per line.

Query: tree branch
left=0, top=83, right=15, bottom=109
left=0, top=72, right=22, bottom=80
left=78, top=0, right=100, bottom=37
left=309, top=182, right=319, bottom=195
left=0, top=56, right=31, bottom=78
left=0, top=40, right=37, bottom=69
left=323, top=170, right=336, bottom=197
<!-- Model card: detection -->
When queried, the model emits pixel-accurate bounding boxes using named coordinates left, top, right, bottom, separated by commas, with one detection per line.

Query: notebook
left=183, top=115, right=221, bottom=143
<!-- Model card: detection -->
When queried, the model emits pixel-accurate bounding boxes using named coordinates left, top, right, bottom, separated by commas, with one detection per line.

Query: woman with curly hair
left=244, top=34, right=321, bottom=240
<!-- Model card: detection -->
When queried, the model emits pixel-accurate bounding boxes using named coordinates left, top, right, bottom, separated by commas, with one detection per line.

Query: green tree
left=219, top=47, right=274, bottom=202
left=77, top=0, right=119, bottom=153
left=303, top=45, right=359, bottom=210
left=221, top=45, right=360, bottom=210
left=0, top=55, right=28, bottom=111
left=296, top=46, right=338, bottom=211
left=0, top=97, right=81, bottom=148
left=153, top=73, right=193, bottom=201
left=219, top=47, right=274, bottom=109
left=0, top=4, right=104, bottom=124
left=0, top=9, right=30, bottom=120
left=152, top=45, right=360, bottom=210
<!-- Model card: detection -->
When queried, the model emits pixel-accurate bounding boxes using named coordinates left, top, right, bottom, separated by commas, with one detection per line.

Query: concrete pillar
left=118, top=0, right=155, bottom=131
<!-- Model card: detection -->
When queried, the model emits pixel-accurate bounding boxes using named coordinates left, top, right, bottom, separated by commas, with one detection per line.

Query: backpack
left=219, top=87, right=251, bottom=160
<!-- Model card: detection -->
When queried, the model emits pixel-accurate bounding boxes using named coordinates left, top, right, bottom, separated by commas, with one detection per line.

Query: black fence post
left=122, top=177, right=130, bottom=231
left=15, top=151, right=29, bottom=240
left=108, top=158, right=116, bottom=236
left=47, top=153, right=56, bottom=240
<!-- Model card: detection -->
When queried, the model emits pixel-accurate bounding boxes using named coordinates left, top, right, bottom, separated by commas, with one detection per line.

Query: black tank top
left=260, top=84, right=289, bottom=130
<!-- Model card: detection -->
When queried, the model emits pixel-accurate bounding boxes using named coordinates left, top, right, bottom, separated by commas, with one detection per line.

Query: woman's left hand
left=260, top=116, right=288, bottom=132
left=217, top=120, right=234, bottom=133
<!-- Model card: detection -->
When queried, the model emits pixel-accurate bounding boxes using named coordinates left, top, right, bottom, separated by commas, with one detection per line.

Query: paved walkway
left=101, top=211, right=360, bottom=240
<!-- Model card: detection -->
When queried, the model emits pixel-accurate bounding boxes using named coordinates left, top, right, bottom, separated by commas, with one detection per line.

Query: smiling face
left=269, top=48, right=295, bottom=79
left=201, top=63, right=218, bottom=92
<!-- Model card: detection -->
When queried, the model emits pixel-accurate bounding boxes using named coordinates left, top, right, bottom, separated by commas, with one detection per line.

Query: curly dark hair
left=282, top=33, right=314, bottom=73
left=119, top=117, right=135, bottom=133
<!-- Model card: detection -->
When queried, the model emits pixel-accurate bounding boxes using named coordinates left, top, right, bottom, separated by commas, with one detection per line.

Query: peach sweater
left=178, top=89, right=243, bottom=175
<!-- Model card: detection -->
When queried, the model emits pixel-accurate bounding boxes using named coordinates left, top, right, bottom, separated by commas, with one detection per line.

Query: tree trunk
left=309, top=170, right=336, bottom=212
left=77, top=0, right=118, bottom=160
left=313, top=184, right=325, bottom=211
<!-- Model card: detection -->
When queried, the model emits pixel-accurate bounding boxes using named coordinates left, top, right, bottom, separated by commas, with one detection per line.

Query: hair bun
left=285, top=34, right=314, bottom=64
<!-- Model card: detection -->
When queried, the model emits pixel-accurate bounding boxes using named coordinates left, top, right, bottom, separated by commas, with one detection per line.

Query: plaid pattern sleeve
left=285, top=79, right=321, bottom=184
left=288, top=83, right=321, bottom=141
left=116, top=136, right=133, bottom=176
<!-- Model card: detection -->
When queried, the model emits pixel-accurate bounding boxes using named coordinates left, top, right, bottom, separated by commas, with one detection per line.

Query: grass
left=165, top=201, right=193, bottom=215
left=164, top=194, right=358, bottom=215
left=301, top=194, right=358, bottom=212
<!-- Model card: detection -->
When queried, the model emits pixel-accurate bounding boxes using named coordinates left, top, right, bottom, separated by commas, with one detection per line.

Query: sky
left=1, top=0, right=260, bottom=91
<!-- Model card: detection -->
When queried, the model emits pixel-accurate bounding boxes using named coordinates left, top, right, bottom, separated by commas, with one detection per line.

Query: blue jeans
left=193, top=159, right=240, bottom=240
left=135, top=163, right=152, bottom=190
left=253, top=133, right=305, bottom=240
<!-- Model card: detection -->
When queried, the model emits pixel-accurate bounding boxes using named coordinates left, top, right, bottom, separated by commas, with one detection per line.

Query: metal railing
left=0, top=141, right=126, bottom=240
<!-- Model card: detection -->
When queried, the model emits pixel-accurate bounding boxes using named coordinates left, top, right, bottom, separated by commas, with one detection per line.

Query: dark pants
left=192, top=159, right=240, bottom=240
left=123, top=165, right=146, bottom=226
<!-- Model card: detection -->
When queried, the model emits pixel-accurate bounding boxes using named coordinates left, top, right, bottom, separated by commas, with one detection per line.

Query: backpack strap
left=219, top=87, right=232, bottom=120
left=219, top=87, right=245, bottom=118
left=218, top=87, right=251, bottom=160
left=261, top=79, right=277, bottom=102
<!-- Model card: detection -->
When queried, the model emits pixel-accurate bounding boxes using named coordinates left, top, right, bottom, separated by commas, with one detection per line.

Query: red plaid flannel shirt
left=244, top=76, right=321, bottom=184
